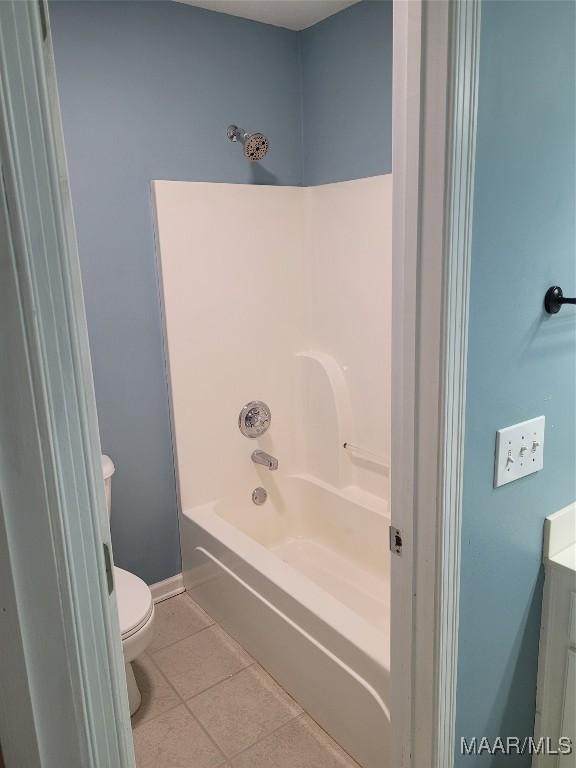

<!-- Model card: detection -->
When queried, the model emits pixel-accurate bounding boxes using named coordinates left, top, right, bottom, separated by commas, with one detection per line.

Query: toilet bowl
left=102, top=455, right=155, bottom=716
left=115, top=565, right=155, bottom=714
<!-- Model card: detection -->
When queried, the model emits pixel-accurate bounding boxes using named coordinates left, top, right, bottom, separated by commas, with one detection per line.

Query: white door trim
left=390, top=3, right=423, bottom=765
left=0, top=2, right=134, bottom=766
left=391, top=2, right=481, bottom=767
left=435, top=2, right=480, bottom=764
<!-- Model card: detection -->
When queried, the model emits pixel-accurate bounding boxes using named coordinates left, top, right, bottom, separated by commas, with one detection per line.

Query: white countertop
left=549, top=542, right=576, bottom=575
left=544, top=502, right=576, bottom=576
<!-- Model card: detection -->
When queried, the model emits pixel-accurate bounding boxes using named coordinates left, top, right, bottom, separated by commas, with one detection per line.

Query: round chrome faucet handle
left=238, top=401, right=271, bottom=438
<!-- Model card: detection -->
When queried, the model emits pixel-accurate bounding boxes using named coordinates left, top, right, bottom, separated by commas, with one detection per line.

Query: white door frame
left=0, top=0, right=481, bottom=766
left=0, top=2, right=134, bottom=766
left=391, top=1, right=481, bottom=767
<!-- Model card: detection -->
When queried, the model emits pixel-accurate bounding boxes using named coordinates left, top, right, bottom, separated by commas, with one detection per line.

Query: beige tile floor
left=132, top=592, right=361, bottom=768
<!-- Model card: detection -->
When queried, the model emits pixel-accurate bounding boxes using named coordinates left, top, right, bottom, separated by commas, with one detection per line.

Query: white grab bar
left=343, top=442, right=389, bottom=473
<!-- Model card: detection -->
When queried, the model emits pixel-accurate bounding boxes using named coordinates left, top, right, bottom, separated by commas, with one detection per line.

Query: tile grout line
left=181, top=700, right=234, bottom=766
left=143, top=608, right=258, bottom=713
left=149, top=604, right=255, bottom=665
left=151, top=596, right=311, bottom=758
left=170, top=657, right=258, bottom=703
left=211, top=710, right=304, bottom=764
left=182, top=664, right=305, bottom=761
left=137, top=595, right=358, bottom=766
left=132, top=667, right=228, bottom=768
left=295, top=712, right=362, bottom=767
left=146, top=633, right=255, bottom=707
left=148, top=616, right=217, bottom=656
left=145, top=650, right=192, bottom=704
left=147, top=596, right=254, bottom=697
left=131, top=699, right=182, bottom=732
left=149, top=616, right=256, bottom=695
left=132, top=596, right=242, bottom=765
left=145, top=638, right=236, bottom=768
left=141, top=599, right=297, bottom=762
left=190, top=659, right=257, bottom=697
left=216, top=710, right=360, bottom=767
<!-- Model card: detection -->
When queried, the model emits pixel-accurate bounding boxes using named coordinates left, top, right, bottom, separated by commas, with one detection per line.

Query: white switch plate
left=494, top=416, right=545, bottom=487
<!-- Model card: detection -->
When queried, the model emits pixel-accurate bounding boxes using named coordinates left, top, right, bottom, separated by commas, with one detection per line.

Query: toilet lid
left=114, top=566, right=153, bottom=639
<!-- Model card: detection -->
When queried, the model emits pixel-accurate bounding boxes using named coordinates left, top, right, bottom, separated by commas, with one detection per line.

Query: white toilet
left=102, top=455, right=155, bottom=716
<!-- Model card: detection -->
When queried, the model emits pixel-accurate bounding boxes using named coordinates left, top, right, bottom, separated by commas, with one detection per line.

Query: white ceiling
left=176, top=0, right=361, bottom=31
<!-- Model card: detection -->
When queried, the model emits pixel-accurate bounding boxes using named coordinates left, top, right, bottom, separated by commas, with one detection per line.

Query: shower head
left=227, top=124, right=270, bottom=161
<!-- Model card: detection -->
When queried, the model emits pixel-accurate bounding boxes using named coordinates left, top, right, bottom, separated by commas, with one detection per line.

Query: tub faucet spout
left=251, top=450, right=278, bottom=471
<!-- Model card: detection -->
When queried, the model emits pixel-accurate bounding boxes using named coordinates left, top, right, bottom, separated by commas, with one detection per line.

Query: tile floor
left=132, top=591, right=361, bottom=768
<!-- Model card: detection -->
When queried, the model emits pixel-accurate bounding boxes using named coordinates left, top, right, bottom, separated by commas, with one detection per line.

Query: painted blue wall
left=49, top=0, right=302, bottom=584
left=301, top=0, right=393, bottom=186
left=456, top=1, right=575, bottom=762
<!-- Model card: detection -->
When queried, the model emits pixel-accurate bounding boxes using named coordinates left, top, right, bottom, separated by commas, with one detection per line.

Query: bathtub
left=181, top=473, right=390, bottom=768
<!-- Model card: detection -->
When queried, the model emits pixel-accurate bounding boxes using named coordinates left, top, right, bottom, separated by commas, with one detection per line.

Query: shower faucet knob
left=238, top=401, right=272, bottom=438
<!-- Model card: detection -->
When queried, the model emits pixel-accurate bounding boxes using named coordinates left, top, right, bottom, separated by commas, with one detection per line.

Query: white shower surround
left=153, top=176, right=391, bottom=768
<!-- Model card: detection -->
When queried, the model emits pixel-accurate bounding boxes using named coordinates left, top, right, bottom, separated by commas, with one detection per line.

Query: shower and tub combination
left=153, top=127, right=392, bottom=768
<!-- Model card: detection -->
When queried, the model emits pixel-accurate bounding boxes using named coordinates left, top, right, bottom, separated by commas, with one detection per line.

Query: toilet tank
left=101, top=455, right=115, bottom=518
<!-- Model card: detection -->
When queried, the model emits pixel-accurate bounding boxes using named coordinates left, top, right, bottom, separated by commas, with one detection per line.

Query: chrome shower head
left=244, top=132, right=269, bottom=161
left=227, top=125, right=270, bottom=161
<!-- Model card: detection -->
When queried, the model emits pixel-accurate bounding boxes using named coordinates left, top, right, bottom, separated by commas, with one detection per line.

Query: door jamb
left=0, top=2, right=135, bottom=765
left=390, top=2, right=481, bottom=767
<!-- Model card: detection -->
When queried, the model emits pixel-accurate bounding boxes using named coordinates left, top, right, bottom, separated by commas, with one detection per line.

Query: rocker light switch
left=494, top=416, right=545, bottom=487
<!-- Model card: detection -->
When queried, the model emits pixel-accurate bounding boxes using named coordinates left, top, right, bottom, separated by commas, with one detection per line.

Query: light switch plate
left=494, top=416, right=545, bottom=487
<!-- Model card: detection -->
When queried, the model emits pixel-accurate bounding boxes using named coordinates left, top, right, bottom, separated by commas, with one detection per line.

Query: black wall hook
left=544, top=286, right=576, bottom=314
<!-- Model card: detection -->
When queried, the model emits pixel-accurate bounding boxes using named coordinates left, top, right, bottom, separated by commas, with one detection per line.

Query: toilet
left=102, top=455, right=155, bottom=716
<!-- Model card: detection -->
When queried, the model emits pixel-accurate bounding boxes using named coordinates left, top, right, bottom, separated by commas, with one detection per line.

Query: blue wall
left=49, top=0, right=302, bottom=584
left=456, top=1, right=576, bottom=762
left=301, top=0, right=393, bottom=186
left=50, top=0, right=392, bottom=584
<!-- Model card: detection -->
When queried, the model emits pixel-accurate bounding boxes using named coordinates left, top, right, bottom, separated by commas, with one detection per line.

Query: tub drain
left=252, top=487, right=267, bottom=505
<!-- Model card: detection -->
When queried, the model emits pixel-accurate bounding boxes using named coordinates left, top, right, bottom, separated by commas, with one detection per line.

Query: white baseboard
left=150, top=572, right=185, bottom=604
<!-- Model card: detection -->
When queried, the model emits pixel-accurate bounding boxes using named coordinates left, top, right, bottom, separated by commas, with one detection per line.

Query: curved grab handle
left=544, top=286, right=576, bottom=314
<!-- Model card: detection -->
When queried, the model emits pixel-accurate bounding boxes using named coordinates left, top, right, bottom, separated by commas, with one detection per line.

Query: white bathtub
left=181, top=473, right=390, bottom=768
